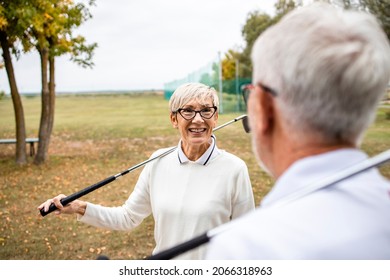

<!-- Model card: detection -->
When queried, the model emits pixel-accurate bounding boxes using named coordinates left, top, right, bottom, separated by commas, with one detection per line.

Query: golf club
left=39, top=114, right=249, bottom=217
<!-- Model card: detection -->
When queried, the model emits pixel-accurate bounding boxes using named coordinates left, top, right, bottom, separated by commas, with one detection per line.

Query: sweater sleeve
left=230, top=160, right=255, bottom=219
left=78, top=161, right=152, bottom=231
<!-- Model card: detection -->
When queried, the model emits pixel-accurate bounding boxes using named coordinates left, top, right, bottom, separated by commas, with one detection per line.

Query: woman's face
left=170, top=97, right=218, bottom=148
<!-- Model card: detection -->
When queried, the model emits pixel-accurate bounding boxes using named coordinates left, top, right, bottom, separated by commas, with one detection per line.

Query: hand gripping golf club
left=39, top=115, right=249, bottom=217
left=146, top=148, right=390, bottom=260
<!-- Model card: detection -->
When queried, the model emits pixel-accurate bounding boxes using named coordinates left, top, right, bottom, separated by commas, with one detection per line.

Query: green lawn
left=0, top=94, right=389, bottom=259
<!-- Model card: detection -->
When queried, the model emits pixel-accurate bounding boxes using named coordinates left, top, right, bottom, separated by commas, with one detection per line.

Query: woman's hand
left=37, top=194, right=87, bottom=216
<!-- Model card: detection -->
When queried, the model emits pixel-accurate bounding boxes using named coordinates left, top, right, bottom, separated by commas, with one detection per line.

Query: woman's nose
left=192, top=112, right=204, bottom=122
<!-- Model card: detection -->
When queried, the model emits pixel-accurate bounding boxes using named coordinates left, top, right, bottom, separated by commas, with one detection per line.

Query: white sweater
left=79, top=140, right=255, bottom=259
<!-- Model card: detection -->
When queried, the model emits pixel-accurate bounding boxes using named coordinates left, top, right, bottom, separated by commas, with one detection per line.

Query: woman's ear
left=170, top=112, right=178, bottom=128
left=213, top=110, right=219, bottom=128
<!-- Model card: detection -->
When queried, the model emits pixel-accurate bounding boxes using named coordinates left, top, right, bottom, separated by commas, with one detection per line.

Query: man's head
left=249, top=3, right=390, bottom=177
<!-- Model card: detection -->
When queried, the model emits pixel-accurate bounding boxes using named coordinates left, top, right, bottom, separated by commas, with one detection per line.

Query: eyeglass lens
left=178, top=107, right=216, bottom=120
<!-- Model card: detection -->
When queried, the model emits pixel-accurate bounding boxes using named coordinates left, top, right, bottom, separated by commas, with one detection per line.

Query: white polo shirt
left=177, top=134, right=219, bottom=165
left=206, top=148, right=390, bottom=259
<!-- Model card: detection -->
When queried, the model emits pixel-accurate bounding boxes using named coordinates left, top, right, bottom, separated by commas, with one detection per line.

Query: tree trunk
left=0, top=31, right=27, bottom=165
left=48, top=56, right=56, bottom=137
left=34, top=47, right=51, bottom=165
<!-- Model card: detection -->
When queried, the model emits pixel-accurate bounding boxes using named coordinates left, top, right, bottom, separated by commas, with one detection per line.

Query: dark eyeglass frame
left=175, top=106, right=218, bottom=120
left=242, top=83, right=278, bottom=106
left=258, top=83, right=278, bottom=97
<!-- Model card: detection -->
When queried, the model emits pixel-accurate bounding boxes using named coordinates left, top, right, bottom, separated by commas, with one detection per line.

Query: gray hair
left=169, top=82, right=219, bottom=112
left=251, top=3, right=390, bottom=145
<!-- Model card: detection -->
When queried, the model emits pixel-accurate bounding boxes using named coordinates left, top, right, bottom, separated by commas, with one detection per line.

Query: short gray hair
left=251, top=3, right=390, bottom=145
left=169, top=82, right=219, bottom=112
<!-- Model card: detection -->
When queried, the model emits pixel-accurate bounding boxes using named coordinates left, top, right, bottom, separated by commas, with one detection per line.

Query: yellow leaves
left=44, top=237, right=52, bottom=251
left=0, top=5, right=7, bottom=30
left=89, top=246, right=106, bottom=255
left=0, top=18, right=8, bottom=30
left=44, top=13, right=53, bottom=21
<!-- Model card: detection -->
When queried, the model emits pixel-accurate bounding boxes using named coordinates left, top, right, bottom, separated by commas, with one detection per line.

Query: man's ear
left=170, top=112, right=178, bottom=128
left=257, top=86, right=275, bottom=135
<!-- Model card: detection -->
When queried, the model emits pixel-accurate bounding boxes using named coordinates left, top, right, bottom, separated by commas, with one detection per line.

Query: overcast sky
left=0, top=0, right=277, bottom=93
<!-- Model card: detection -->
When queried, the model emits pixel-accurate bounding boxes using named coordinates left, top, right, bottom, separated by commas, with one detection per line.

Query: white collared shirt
left=207, top=148, right=390, bottom=259
left=177, top=135, right=220, bottom=165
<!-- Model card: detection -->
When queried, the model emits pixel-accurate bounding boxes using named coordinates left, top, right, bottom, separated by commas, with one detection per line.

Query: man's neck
left=272, top=137, right=355, bottom=179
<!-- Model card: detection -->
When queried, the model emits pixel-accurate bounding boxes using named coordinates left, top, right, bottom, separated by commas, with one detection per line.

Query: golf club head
left=240, top=84, right=253, bottom=134
left=96, top=255, right=110, bottom=260
left=242, top=115, right=250, bottom=133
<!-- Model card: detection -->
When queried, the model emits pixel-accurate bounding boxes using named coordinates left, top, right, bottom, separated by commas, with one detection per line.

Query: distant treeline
left=2, top=90, right=164, bottom=97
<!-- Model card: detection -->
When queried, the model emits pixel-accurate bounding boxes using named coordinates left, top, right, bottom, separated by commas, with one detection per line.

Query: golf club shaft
left=40, top=115, right=248, bottom=217
left=146, top=148, right=390, bottom=259
left=146, top=232, right=210, bottom=260
left=40, top=147, right=176, bottom=217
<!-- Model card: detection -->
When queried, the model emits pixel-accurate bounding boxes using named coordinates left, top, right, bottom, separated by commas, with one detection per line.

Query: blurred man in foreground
left=206, top=3, right=390, bottom=259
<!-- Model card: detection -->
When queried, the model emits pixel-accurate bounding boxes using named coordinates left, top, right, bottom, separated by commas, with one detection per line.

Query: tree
left=0, top=0, right=30, bottom=165
left=240, top=11, right=273, bottom=78
left=22, top=0, right=97, bottom=164
left=358, top=0, right=389, bottom=39
left=221, top=49, right=242, bottom=81
left=314, top=0, right=389, bottom=39
left=238, top=0, right=297, bottom=79
left=273, top=0, right=297, bottom=22
left=1, top=0, right=96, bottom=165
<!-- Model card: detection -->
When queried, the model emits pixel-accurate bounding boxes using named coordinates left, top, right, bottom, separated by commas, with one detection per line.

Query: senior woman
left=38, top=82, right=255, bottom=259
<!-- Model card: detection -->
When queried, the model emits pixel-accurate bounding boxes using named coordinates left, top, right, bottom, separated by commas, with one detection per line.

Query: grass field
left=0, top=94, right=389, bottom=260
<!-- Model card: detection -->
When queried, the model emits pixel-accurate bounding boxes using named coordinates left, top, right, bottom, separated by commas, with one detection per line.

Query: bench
left=0, top=138, right=39, bottom=156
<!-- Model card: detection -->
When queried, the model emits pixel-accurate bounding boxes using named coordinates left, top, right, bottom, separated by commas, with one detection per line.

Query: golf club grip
left=40, top=175, right=117, bottom=217
left=146, top=232, right=210, bottom=260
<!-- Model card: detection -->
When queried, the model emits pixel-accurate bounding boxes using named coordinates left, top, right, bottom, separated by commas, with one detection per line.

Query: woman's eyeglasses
left=175, top=106, right=217, bottom=120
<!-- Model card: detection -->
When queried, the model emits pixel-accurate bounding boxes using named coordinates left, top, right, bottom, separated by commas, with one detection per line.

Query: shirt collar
left=177, top=135, right=220, bottom=166
left=261, top=148, right=369, bottom=207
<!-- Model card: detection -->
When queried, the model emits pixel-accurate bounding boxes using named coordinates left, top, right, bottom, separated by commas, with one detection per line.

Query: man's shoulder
left=206, top=209, right=272, bottom=259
